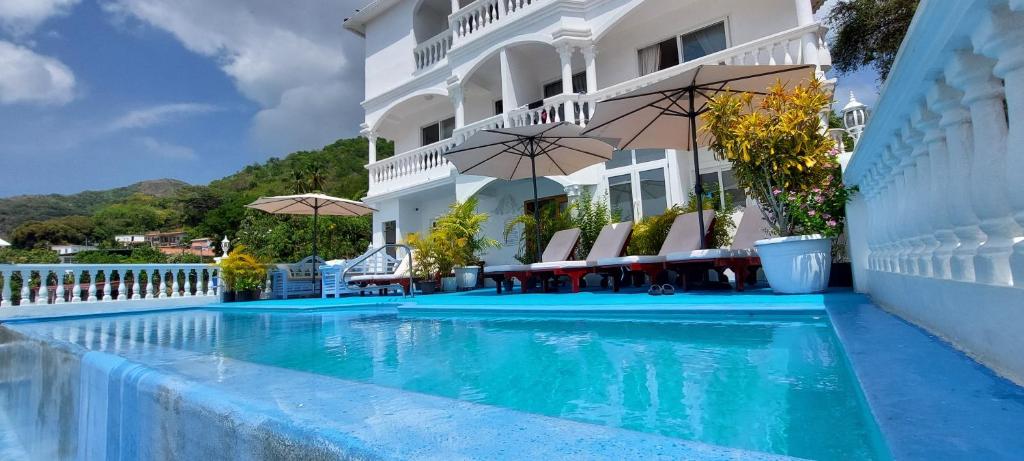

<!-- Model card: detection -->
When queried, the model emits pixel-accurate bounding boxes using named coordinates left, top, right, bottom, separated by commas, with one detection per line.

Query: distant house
left=153, top=236, right=216, bottom=258
left=114, top=234, right=147, bottom=246
left=145, top=230, right=188, bottom=248
left=51, top=244, right=98, bottom=263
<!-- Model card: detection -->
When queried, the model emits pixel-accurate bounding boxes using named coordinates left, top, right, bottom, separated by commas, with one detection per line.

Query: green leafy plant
left=432, top=197, right=500, bottom=268
left=570, top=191, right=617, bottom=259
left=627, top=206, right=685, bottom=256
left=503, top=192, right=616, bottom=263
left=775, top=162, right=856, bottom=239
left=702, top=78, right=842, bottom=237
left=218, top=245, right=268, bottom=292
left=682, top=183, right=737, bottom=248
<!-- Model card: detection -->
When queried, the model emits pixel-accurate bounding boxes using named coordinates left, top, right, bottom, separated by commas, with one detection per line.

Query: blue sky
left=0, top=0, right=879, bottom=197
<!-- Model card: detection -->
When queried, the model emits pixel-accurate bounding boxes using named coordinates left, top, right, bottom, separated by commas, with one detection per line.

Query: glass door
left=605, top=150, right=670, bottom=222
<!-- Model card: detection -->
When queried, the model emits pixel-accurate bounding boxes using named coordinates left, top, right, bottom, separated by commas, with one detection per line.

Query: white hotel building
left=344, top=0, right=832, bottom=265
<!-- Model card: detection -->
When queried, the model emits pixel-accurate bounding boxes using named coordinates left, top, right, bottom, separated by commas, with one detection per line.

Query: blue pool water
left=16, top=307, right=885, bottom=460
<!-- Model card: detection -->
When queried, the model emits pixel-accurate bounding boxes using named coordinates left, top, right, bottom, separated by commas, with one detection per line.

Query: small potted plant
left=703, top=79, right=855, bottom=293
left=432, top=198, right=499, bottom=290
left=217, top=245, right=268, bottom=301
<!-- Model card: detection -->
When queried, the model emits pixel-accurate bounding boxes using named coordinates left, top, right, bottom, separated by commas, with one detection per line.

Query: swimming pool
left=3, top=306, right=886, bottom=460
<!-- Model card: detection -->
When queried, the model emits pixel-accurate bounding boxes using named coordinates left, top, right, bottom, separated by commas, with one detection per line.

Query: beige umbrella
left=445, top=122, right=617, bottom=261
left=582, top=64, right=815, bottom=247
left=246, top=193, right=376, bottom=294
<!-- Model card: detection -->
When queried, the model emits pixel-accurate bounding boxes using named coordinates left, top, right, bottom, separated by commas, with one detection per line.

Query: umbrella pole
left=312, top=206, right=319, bottom=296
left=689, top=89, right=707, bottom=249
left=530, top=138, right=542, bottom=263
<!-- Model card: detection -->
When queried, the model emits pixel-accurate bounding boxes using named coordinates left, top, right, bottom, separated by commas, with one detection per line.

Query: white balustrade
left=414, top=30, right=453, bottom=71
left=0, top=264, right=218, bottom=307
left=451, top=0, right=516, bottom=45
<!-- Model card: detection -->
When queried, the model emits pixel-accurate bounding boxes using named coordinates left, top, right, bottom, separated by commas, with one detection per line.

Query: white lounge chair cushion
left=584, top=221, right=633, bottom=261
left=665, top=248, right=756, bottom=262
left=595, top=255, right=666, bottom=267
left=529, top=260, right=596, bottom=271
left=484, top=264, right=531, bottom=274
left=542, top=228, right=582, bottom=262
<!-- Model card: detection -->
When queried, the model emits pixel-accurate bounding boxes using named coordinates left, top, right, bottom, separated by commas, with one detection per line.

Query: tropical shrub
left=406, top=231, right=441, bottom=280
left=702, top=78, right=848, bottom=237
left=504, top=192, right=617, bottom=263
left=682, top=183, right=737, bottom=248
left=432, top=197, right=500, bottom=268
left=218, top=245, right=268, bottom=292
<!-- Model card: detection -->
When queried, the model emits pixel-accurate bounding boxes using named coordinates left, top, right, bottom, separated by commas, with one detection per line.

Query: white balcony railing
left=370, top=23, right=829, bottom=196
left=0, top=264, right=218, bottom=307
left=414, top=30, right=453, bottom=71
left=451, top=0, right=543, bottom=45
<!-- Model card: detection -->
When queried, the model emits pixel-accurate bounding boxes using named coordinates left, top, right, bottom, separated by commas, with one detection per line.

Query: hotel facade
left=344, top=0, right=832, bottom=265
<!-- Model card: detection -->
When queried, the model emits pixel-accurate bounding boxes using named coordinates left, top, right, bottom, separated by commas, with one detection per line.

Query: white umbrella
left=582, top=64, right=815, bottom=248
left=246, top=193, right=376, bottom=294
left=444, top=122, right=617, bottom=261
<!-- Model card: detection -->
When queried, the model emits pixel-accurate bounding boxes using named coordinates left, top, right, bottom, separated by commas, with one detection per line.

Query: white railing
left=414, top=30, right=453, bottom=71
left=367, top=114, right=506, bottom=196
left=0, top=264, right=218, bottom=307
left=451, top=0, right=543, bottom=45
left=841, top=0, right=1024, bottom=382
left=507, top=93, right=584, bottom=127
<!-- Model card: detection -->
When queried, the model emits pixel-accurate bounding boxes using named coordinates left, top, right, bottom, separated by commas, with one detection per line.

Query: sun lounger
left=665, top=206, right=771, bottom=291
left=529, top=221, right=633, bottom=292
left=347, top=252, right=413, bottom=295
left=595, top=210, right=715, bottom=292
left=484, top=228, right=582, bottom=293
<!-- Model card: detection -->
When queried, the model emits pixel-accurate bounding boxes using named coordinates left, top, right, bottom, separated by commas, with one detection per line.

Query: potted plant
left=217, top=245, right=268, bottom=301
left=406, top=231, right=438, bottom=294
left=432, top=198, right=500, bottom=290
left=703, top=79, right=855, bottom=294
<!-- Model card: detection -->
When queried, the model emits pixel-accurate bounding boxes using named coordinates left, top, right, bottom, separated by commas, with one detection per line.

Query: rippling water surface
left=31, top=308, right=886, bottom=460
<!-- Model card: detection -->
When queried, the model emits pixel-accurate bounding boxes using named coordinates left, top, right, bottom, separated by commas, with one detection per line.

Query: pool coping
left=824, top=299, right=1024, bottom=460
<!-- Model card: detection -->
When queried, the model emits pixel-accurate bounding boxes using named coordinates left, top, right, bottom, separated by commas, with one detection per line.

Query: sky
left=0, top=0, right=879, bottom=198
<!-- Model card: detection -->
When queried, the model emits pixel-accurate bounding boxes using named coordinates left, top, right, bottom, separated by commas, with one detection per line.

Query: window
left=421, top=117, right=455, bottom=146
left=637, top=21, right=727, bottom=76
left=698, top=168, right=746, bottom=209
left=542, top=71, right=587, bottom=99
left=680, top=22, right=727, bottom=62
left=604, top=149, right=670, bottom=221
left=637, top=38, right=679, bottom=76
left=524, top=194, right=568, bottom=215
left=494, top=99, right=503, bottom=115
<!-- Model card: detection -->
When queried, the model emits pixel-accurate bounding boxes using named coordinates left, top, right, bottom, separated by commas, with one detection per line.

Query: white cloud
left=108, top=102, right=219, bottom=131
left=0, top=0, right=80, bottom=37
left=0, top=40, right=75, bottom=105
left=103, top=0, right=366, bottom=155
left=137, top=136, right=195, bottom=159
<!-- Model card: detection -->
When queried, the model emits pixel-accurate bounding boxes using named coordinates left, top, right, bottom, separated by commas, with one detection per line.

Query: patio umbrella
left=582, top=64, right=815, bottom=248
left=444, top=122, right=616, bottom=262
left=246, top=193, right=376, bottom=294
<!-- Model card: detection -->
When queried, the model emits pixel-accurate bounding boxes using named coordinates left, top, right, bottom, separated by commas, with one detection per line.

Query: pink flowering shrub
left=775, top=150, right=856, bottom=238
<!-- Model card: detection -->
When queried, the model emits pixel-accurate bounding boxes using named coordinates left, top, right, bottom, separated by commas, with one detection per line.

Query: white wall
left=364, top=1, right=419, bottom=100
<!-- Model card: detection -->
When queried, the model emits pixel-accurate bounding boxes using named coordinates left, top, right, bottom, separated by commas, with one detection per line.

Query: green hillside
left=1, top=136, right=393, bottom=262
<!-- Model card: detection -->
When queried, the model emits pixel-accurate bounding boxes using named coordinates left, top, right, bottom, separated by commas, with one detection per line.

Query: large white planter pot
left=755, top=235, right=832, bottom=294
left=454, top=266, right=480, bottom=290
left=440, top=276, right=458, bottom=292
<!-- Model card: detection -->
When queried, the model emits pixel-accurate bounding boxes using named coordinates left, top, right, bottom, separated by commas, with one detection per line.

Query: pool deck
left=3, top=288, right=1024, bottom=460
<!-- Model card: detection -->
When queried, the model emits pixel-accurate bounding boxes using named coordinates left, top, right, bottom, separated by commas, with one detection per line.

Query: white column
left=54, top=270, right=65, bottom=304
left=171, top=268, right=181, bottom=298
left=159, top=269, right=168, bottom=298
left=879, top=146, right=903, bottom=272
left=450, top=0, right=459, bottom=14
left=117, top=270, right=127, bottom=301
left=903, top=122, right=931, bottom=276
left=794, top=0, right=819, bottom=70
left=102, top=270, right=113, bottom=301
left=917, top=101, right=957, bottom=279
left=449, top=81, right=465, bottom=129
left=0, top=270, right=11, bottom=307
left=556, top=43, right=574, bottom=95
left=927, top=80, right=983, bottom=282
left=973, top=7, right=1024, bottom=286
left=131, top=270, right=141, bottom=300
left=71, top=269, right=82, bottom=303
left=582, top=45, right=597, bottom=94
left=946, top=51, right=1016, bottom=285
left=36, top=270, right=49, bottom=305
left=183, top=269, right=193, bottom=297
left=87, top=270, right=98, bottom=302
left=144, top=269, right=154, bottom=299
left=18, top=270, right=29, bottom=305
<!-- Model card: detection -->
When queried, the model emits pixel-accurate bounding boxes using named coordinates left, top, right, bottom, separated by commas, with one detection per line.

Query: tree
left=827, top=0, right=919, bottom=81
left=10, top=216, right=97, bottom=248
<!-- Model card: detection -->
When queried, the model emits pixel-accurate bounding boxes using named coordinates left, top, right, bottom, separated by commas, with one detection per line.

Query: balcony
left=414, top=29, right=454, bottom=71
left=450, top=0, right=544, bottom=46
left=371, top=23, right=830, bottom=197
